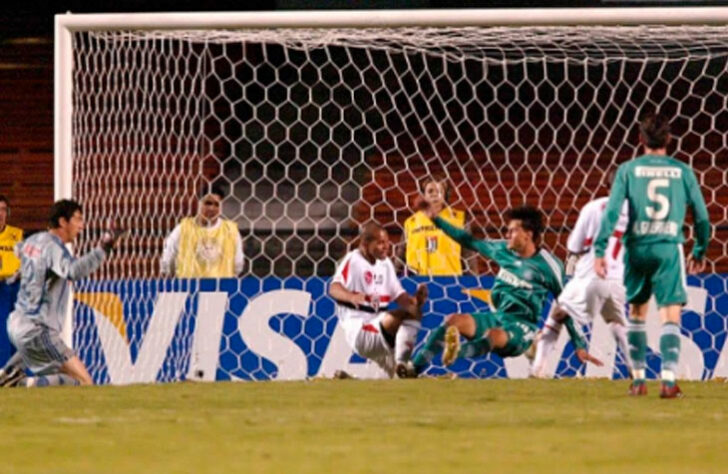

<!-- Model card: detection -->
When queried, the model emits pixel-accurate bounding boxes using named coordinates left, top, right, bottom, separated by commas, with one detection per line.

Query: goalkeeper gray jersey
left=12, top=232, right=106, bottom=333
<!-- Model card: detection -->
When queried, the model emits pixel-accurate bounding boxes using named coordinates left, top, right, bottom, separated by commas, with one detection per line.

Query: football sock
left=532, top=315, right=562, bottom=375
left=458, top=335, right=491, bottom=359
left=609, top=321, right=631, bottom=372
left=395, top=319, right=422, bottom=364
left=411, top=325, right=446, bottom=370
left=24, top=374, right=80, bottom=387
left=660, top=322, right=681, bottom=387
left=627, top=318, right=647, bottom=383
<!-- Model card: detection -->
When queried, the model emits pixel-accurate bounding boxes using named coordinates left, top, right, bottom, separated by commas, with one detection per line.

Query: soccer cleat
left=659, top=383, right=683, bottom=399
left=441, top=326, right=461, bottom=367
left=628, top=381, right=647, bottom=396
left=0, top=366, right=24, bottom=388
left=395, top=361, right=417, bottom=379
left=333, top=369, right=356, bottom=380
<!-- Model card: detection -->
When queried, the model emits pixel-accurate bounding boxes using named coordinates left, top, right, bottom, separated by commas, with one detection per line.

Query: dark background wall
left=0, top=0, right=724, bottom=233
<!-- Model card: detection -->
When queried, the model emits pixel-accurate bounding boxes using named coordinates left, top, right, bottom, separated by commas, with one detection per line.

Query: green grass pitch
left=1, top=379, right=726, bottom=473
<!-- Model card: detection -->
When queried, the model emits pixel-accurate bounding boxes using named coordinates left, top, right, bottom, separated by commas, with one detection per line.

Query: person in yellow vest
left=0, top=195, right=22, bottom=367
left=160, top=187, right=244, bottom=278
left=0, top=195, right=22, bottom=281
left=403, top=178, right=472, bottom=276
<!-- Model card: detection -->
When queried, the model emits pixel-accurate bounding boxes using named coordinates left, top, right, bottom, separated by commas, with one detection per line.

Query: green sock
left=660, top=322, right=681, bottom=387
left=411, top=325, right=447, bottom=371
left=458, top=336, right=491, bottom=359
left=627, top=319, right=647, bottom=383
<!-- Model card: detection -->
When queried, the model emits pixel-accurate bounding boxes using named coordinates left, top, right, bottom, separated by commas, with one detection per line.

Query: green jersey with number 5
left=594, top=154, right=710, bottom=259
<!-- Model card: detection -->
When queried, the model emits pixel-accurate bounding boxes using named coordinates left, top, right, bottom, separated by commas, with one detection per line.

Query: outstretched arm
left=432, top=216, right=503, bottom=261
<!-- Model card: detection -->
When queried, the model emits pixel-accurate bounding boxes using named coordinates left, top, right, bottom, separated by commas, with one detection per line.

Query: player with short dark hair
left=594, top=111, right=710, bottom=398
left=160, top=185, right=244, bottom=278
left=330, top=222, right=427, bottom=378
left=0, top=199, right=124, bottom=387
left=411, top=203, right=600, bottom=375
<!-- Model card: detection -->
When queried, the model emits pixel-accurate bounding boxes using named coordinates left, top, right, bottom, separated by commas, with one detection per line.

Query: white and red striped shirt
left=332, top=249, right=405, bottom=323
left=568, top=197, right=628, bottom=280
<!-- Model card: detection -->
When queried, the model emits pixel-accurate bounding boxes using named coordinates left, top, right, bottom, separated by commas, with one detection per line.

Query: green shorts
left=624, top=242, right=687, bottom=307
left=471, top=311, right=538, bottom=358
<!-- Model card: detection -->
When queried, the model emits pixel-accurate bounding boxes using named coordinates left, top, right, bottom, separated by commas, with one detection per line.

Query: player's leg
left=452, top=314, right=537, bottom=363
left=14, top=324, right=89, bottom=387
left=531, top=277, right=592, bottom=377
left=348, top=314, right=398, bottom=378
left=59, top=356, right=93, bottom=385
left=0, top=351, right=27, bottom=387
left=623, top=245, right=653, bottom=395
left=530, top=305, right=569, bottom=378
left=411, top=312, right=480, bottom=372
left=653, top=244, right=689, bottom=398
left=601, top=280, right=632, bottom=375
left=384, top=284, right=428, bottom=377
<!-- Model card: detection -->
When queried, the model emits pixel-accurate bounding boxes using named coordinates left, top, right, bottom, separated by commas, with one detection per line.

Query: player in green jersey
left=408, top=204, right=601, bottom=377
left=594, top=112, right=710, bottom=398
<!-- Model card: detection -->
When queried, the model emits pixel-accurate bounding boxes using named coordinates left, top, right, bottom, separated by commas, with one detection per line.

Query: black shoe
left=0, top=366, right=24, bottom=387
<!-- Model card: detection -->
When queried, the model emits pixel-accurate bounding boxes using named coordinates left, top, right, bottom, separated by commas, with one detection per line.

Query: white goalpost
left=55, top=7, right=728, bottom=384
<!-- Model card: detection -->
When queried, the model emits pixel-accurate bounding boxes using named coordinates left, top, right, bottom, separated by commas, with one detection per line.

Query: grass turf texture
left=0, top=379, right=726, bottom=473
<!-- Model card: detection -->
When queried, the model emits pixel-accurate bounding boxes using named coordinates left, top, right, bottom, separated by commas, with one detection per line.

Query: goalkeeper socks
left=395, top=319, right=422, bottom=364
left=660, top=322, right=681, bottom=387
left=25, top=374, right=80, bottom=387
left=458, top=335, right=491, bottom=359
left=627, top=318, right=647, bottom=383
left=609, top=322, right=631, bottom=372
left=411, top=325, right=446, bottom=370
left=531, top=315, right=562, bottom=375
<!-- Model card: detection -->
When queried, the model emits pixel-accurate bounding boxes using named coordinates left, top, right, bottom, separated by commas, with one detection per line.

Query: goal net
left=59, top=10, right=728, bottom=383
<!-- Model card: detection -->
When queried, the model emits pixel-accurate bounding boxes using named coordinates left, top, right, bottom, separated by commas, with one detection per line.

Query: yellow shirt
left=176, top=218, right=239, bottom=278
left=0, top=225, right=22, bottom=278
left=404, top=208, right=465, bottom=276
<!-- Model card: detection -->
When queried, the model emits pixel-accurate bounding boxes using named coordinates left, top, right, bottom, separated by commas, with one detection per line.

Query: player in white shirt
left=530, top=196, right=632, bottom=378
left=330, top=223, right=427, bottom=378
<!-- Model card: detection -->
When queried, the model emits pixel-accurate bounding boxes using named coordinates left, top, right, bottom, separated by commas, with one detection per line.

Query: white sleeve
left=332, top=253, right=353, bottom=287
left=160, top=224, right=182, bottom=276
left=233, top=229, right=245, bottom=275
left=386, top=258, right=406, bottom=300
left=567, top=202, right=596, bottom=254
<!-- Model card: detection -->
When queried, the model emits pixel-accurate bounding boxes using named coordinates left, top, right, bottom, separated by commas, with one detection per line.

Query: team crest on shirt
left=364, top=271, right=373, bottom=285
left=426, top=236, right=438, bottom=253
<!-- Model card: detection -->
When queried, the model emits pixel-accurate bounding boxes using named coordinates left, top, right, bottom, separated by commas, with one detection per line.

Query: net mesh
left=69, top=25, right=728, bottom=383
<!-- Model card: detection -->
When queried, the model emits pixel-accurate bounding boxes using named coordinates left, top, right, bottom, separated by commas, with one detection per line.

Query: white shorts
left=557, top=277, right=626, bottom=327
left=340, top=313, right=395, bottom=377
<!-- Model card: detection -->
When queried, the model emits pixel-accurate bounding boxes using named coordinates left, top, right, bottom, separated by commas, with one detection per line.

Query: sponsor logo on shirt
left=426, top=236, right=438, bottom=253
left=635, top=166, right=682, bottom=179
left=497, top=268, right=533, bottom=289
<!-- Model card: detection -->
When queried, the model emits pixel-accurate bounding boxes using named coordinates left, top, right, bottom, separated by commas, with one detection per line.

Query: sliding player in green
left=408, top=204, right=601, bottom=377
left=594, top=112, right=710, bottom=398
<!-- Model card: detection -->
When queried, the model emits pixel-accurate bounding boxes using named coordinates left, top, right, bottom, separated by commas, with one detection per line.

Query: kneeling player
left=531, top=196, right=631, bottom=378
left=329, top=223, right=426, bottom=378
left=0, top=200, right=123, bottom=387
left=411, top=205, right=601, bottom=374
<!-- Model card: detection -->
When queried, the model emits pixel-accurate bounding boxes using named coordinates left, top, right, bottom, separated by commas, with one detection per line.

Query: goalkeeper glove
left=100, top=220, right=127, bottom=253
